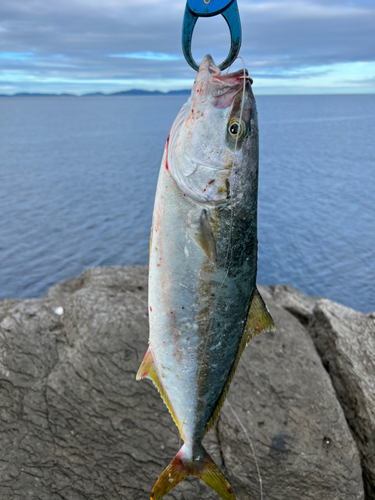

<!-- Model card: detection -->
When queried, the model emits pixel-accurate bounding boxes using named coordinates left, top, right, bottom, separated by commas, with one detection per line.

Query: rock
left=0, top=267, right=220, bottom=500
left=0, top=296, right=64, bottom=500
left=0, top=267, right=365, bottom=499
left=309, top=299, right=375, bottom=499
left=216, top=286, right=364, bottom=500
left=264, top=284, right=319, bottom=325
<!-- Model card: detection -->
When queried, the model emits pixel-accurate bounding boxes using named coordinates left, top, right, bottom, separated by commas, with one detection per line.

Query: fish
left=137, top=54, right=275, bottom=500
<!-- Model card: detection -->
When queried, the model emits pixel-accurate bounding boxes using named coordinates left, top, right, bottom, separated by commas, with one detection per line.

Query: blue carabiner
left=182, top=0, right=242, bottom=71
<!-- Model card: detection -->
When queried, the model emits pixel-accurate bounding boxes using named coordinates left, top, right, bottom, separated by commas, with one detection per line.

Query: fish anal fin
left=136, top=348, right=183, bottom=437
left=204, top=287, right=275, bottom=435
left=151, top=444, right=235, bottom=500
left=195, top=209, right=218, bottom=267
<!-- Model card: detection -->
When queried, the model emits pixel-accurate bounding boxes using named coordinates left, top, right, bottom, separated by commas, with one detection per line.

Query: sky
left=0, top=0, right=374, bottom=95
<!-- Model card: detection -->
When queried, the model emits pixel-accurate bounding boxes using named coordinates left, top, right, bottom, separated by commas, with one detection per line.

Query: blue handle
left=182, top=0, right=242, bottom=71
left=188, top=0, right=235, bottom=16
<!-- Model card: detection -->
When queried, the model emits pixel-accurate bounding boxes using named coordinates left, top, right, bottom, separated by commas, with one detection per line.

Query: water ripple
left=0, top=94, right=374, bottom=312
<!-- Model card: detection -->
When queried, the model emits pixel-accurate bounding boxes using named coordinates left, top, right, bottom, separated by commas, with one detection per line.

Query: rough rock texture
left=265, top=284, right=375, bottom=499
left=0, top=267, right=365, bottom=499
left=309, top=299, right=375, bottom=499
left=264, top=284, right=318, bottom=325
left=220, top=286, right=363, bottom=500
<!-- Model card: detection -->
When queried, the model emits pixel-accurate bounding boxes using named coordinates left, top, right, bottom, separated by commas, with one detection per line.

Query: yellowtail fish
left=137, top=54, right=275, bottom=500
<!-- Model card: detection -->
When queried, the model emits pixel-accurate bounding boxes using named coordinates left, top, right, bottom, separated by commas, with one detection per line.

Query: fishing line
left=225, top=61, right=234, bottom=74
left=218, top=63, right=264, bottom=499
left=180, top=57, right=247, bottom=441
left=219, top=55, right=246, bottom=280
left=177, top=64, right=263, bottom=500
left=225, top=400, right=263, bottom=500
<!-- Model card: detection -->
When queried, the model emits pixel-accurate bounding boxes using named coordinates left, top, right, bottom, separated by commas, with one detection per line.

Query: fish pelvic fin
left=136, top=348, right=183, bottom=438
left=204, top=287, right=275, bottom=435
left=151, top=443, right=235, bottom=500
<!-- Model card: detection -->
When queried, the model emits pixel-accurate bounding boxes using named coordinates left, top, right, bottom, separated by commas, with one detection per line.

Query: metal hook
left=182, top=0, right=242, bottom=71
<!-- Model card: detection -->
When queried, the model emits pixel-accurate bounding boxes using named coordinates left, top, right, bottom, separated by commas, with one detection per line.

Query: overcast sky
left=1, top=0, right=374, bottom=95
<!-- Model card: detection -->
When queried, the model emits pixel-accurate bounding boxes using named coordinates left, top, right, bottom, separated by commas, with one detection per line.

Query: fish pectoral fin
left=151, top=444, right=235, bottom=500
left=204, top=288, right=275, bottom=435
left=245, top=287, right=276, bottom=342
left=193, top=209, right=218, bottom=268
left=136, top=348, right=183, bottom=437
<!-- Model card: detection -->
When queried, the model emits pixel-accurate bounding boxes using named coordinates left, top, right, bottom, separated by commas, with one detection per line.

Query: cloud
left=344, top=77, right=375, bottom=86
left=242, top=0, right=372, bottom=19
left=111, top=52, right=182, bottom=61
left=0, top=51, right=34, bottom=61
left=0, top=0, right=374, bottom=93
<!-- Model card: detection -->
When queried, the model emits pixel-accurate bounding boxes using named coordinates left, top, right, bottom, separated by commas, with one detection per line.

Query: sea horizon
left=1, top=90, right=375, bottom=98
left=0, top=93, right=374, bottom=313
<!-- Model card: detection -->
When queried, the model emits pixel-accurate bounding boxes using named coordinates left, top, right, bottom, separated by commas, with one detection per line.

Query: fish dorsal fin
left=196, top=209, right=218, bottom=267
left=204, top=288, right=275, bottom=435
left=136, top=348, right=183, bottom=437
left=244, top=288, right=275, bottom=342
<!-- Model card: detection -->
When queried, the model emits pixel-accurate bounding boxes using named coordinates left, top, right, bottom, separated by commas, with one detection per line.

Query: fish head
left=168, top=54, right=257, bottom=204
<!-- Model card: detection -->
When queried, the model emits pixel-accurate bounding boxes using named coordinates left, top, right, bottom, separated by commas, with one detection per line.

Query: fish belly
left=149, top=156, right=257, bottom=443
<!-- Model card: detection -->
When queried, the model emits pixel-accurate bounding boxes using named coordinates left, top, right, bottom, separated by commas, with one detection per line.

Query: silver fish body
left=137, top=55, right=274, bottom=500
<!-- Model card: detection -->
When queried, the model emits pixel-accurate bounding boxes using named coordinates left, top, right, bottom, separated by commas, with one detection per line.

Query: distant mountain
left=107, top=89, right=191, bottom=96
left=0, top=92, right=76, bottom=98
left=109, top=90, right=164, bottom=96
left=167, top=90, right=191, bottom=96
left=0, top=89, right=191, bottom=98
left=81, top=92, right=106, bottom=97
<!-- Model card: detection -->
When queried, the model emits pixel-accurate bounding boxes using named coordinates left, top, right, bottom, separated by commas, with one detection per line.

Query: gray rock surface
left=309, top=299, right=375, bottom=499
left=0, top=267, right=365, bottom=499
left=264, top=284, right=318, bottom=325
left=219, top=286, right=363, bottom=500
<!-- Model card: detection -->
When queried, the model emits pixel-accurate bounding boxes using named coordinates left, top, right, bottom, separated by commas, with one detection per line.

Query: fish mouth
left=213, top=68, right=253, bottom=85
left=197, top=55, right=252, bottom=108
left=211, top=69, right=253, bottom=99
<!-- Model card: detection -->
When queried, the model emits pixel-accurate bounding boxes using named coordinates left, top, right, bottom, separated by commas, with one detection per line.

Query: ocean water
left=0, top=94, right=374, bottom=312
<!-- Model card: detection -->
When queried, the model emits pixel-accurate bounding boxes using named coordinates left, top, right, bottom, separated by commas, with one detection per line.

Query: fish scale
left=137, top=54, right=275, bottom=500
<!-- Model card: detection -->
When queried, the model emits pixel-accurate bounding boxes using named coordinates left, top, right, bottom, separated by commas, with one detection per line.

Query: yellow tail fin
left=151, top=443, right=235, bottom=500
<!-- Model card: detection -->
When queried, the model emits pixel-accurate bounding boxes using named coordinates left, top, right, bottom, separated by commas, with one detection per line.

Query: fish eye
left=230, top=123, right=239, bottom=135
left=227, top=118, right=246, bottom=141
